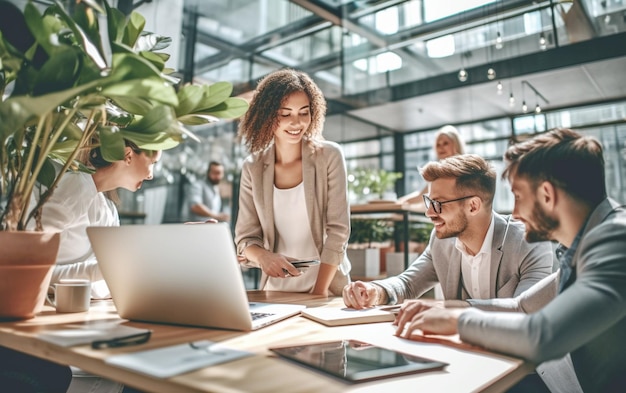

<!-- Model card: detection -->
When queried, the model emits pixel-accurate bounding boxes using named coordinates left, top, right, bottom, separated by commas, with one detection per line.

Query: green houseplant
left=0, top=0, right=248, bottom=319
left=348, top=168, right=403, bottom=202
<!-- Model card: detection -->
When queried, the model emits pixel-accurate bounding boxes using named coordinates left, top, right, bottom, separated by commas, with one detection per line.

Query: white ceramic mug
left=47, top=279, right=91, bottom=313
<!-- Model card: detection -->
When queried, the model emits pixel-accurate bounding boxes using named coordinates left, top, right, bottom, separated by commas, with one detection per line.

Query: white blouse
left=31, top=172, right=119, bottom=298
left=265, top=183, right=320, bottom=293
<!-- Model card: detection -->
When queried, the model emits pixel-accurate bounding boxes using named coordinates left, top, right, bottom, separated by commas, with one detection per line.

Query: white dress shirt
left=457, top=215, right=495, bottom=299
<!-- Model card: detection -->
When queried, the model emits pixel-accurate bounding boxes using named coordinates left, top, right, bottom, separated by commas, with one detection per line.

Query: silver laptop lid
left=87, top=223, right=253, bottom=331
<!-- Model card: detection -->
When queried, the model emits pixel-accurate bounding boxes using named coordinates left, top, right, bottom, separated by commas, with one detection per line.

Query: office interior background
left=12, top=0, right=626, bottom=225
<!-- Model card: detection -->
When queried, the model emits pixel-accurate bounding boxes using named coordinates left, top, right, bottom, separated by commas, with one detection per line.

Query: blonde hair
left=434, top=125, right=466, bottom=155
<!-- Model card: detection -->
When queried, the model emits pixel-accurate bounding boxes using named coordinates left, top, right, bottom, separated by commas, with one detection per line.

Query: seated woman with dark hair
left=0, top=139, right=161, bottom=393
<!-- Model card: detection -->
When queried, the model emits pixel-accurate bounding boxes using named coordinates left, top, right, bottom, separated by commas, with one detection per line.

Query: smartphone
left=291, top=259, right=320, bottom=268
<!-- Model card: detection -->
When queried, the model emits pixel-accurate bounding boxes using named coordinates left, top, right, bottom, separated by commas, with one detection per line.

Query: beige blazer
left=235, top=140, right=350, bottom=290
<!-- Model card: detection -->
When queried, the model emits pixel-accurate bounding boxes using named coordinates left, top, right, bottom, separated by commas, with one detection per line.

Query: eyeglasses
left=423, top=194, right=477, bottom=214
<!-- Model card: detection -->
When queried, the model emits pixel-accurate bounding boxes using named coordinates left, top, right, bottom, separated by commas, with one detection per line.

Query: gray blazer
left=374, top=213, right=555, bottom=304
left=234, top=141, right=350, bottom=287
left=459, top=198, right=626, bottom=392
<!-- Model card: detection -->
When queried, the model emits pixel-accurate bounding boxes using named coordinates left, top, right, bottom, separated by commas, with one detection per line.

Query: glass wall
left=340, top=100, right=626, bottom=213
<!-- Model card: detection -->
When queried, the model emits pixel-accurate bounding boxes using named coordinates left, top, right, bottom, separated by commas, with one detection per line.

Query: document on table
left=105, top=341, right=253, bottom=378
left=36, top=320, right=150, bottom=347
left=301, top=306, right=396, bottom=326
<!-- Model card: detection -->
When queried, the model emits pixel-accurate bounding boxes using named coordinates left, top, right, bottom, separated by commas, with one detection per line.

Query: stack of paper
left=105, top=341, right=252, bottom=378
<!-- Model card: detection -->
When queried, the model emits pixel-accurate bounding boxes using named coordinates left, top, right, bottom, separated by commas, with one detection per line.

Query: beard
left=524, top=201, right=559, bottom=243
left=434, top=209, right=469, bottom=239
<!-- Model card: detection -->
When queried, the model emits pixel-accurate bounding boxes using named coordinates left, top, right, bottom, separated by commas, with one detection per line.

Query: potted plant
left=347, top=168, right=402, bottom=203
left=0, top=0, right=248, bottom=319
left=385, top=222, right=433, bottom=276
left=347, top=218, right=393, bottom=278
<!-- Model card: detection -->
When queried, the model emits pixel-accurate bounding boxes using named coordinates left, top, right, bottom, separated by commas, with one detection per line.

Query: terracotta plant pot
left=0, top=231, right=60, bottom=320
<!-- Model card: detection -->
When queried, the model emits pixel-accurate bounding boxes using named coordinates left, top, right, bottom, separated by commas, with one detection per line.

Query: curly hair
left=237, top=68, right=326, bottom=154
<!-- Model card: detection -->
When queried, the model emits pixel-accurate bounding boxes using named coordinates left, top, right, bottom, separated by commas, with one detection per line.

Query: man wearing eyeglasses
left=343, top=154, right=555, bottom=309
left=394, top=129, right=626, bottom=392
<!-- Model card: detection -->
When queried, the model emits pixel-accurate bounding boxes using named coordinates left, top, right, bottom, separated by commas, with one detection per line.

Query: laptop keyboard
left=251, top=312, right=275, bottom=321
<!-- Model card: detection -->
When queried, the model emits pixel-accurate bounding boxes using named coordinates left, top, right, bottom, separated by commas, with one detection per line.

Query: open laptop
left=87, top=223, right=305, bottom=331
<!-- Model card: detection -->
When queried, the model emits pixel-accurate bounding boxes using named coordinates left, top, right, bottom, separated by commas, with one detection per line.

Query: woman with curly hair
left=235, top=68, right=351, bottom=296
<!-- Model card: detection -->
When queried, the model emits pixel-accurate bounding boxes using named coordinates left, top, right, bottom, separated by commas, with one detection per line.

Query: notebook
left=301, top=306, right=396, bottom=326
left=87, top=223, right=305, bottom=331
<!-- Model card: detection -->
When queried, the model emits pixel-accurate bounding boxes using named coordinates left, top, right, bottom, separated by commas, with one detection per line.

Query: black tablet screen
left=270, top=339, right=448, bottom=383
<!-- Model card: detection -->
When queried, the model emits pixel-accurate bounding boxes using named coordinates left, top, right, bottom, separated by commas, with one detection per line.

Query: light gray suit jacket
left=234, top=140, right=350, bottom=290
left=374, top=213, right=555, bottom=304
left=459, top=198, right=626, bottom=392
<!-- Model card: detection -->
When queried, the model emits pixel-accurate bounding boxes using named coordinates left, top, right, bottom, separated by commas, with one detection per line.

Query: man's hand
left=394, top=299, right=442, bottom=335
left=342, top=281, right=379, bottom=309
left=396, top=307, right=466, bottom=339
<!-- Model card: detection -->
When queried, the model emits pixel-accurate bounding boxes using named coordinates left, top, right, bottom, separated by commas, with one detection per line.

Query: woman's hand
left=257, top=252, right=301, bottom=278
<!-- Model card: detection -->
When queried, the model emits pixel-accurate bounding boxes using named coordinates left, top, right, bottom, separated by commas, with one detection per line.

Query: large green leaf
left=23, top=3, right=55, bottom=56
left=53, top=113, right=84, bottom=141
left=177, top=114, right=220, bottom=126
left=0, top=100, right=32, bottom=143
left=175, top=84, right=204, bottom=117
left=105, top=5, right=126, bottom=43
left=134, top=32, right=171, bottom=52
left=8, top=79, right=101, bottom=118
left=106, top=95, right=153, bottom=116
left=125, top=105, right=175, bottom=135
left=139, top=50, right=164, bottom=71
left=194, top=97, right=249, bottom=119
left=194, top=81, right=234, bottom=112
left=51, top=2, right=107, bottom=69
left=101, top=76, right=178, bottom=107
left=106, top=53, right=163, bottom=84
left=70, top=3, right=102, bottom=52
left=33, top=46, right=82, bottom=96
left=123, top=12, right=145, bottom=48
left=98, top=125, right=126, bottom=162
left=49, top=139, right=82, bottom=156
left=35, top=156, right=57, bottom=188
left=120, top=130, right=182, bottom=151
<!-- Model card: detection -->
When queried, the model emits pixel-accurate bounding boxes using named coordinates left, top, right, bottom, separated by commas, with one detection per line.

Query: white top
left=457, top=215, right=495, bottom=300
left=265, top=183, right=319, bottom=293
left=30, top=172, right=119, bottom=298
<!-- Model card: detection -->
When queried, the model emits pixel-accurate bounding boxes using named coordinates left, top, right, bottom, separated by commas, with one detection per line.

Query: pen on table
left=378, top=305, right=402, bottom=314
left=91, top=330, right=152, bottom=349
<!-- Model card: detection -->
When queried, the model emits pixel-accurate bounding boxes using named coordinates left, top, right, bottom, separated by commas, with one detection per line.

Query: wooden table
left=350, top=202, right=429, bottom=269
left=0, top=292, right=531, bottom=393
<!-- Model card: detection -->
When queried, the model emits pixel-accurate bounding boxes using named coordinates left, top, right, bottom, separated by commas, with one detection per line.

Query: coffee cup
left=47, top=279, right=91, bottom=313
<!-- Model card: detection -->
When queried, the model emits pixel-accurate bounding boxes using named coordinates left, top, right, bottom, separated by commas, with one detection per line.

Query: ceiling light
left=509, top=93, right=515, bottom=107
left=522, top=101, right=528, bottom=113
left=535, top=104, right=542, bottom=113
left=496, top=81, right=503, bottom=95
left=487, top=68, right=496, bottom=80
left=458, top=68, right=468, bottom=82
left=539, top=33, right=547, bottom=51
left=495, top=32, right=503, bottom=50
